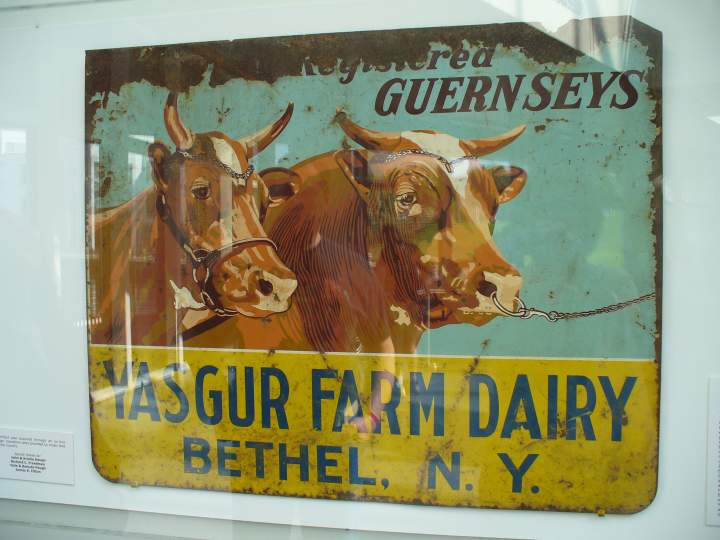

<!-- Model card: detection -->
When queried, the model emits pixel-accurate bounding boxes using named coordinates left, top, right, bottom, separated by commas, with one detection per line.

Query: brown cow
left=334, top=111, right=527, bottom=352
left=87, top=93, right=297, bottom=346
left=186, top=142, right=526, bottom=355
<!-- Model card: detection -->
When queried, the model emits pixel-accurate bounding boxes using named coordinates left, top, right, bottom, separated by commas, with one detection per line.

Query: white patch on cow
left=401, top=131, right=473, bottom=203
left=448, top=159, right=471, bottom=198
left=251, top=270, right=298, bottom=313
left=457, top=272, right=523, bottom=316
left=210, top=137, right=243, bottom=184
left=169, top=279, right=204, bottom=310
left=390, top=305, right=411, bottom=326
left=182, top=308, right=212, bottom=330
left=402, top=131, right=464, bottom=159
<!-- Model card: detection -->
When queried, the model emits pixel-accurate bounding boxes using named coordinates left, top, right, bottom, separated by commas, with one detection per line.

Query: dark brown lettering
left=458, top=76, right=492, bottom=112
left=406, top=78, right=438, bottom=115
left=427, top=50, right=451, bottom=70
left=471, top=48, right=495, bottom=67
left=339, top=60, right=360, bottom=85
left=374, top=78, right=406, bottom=116
left=488, top=75, right=526, bottom=112
left=588, top=72, right=621, bottom=108
left=523, top=72, right=556, bottom=111
left=552, top=73, right=589, bottom=109
left=610, top=70, right=643, bottom=109
left=449, top=49, right=469, bottom=69
left=431, top=77, right=464, bottom=113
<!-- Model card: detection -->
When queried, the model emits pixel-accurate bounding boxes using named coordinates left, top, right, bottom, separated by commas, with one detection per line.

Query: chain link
left=384, top=148, right=490, bottom=173
left=383, top=149, right=455, bottom=172
left=491, top=292, right=656, bottom=323
left=177, top=150, right=254, bottom=184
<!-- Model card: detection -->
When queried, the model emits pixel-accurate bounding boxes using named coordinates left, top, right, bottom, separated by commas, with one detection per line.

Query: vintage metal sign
left=85, top=16, right=661, bottom=513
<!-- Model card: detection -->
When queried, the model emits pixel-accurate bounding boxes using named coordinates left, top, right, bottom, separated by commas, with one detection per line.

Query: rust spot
left=215, top=97, right=230, bottom=124
left=99, top=176, right=112, bottom=198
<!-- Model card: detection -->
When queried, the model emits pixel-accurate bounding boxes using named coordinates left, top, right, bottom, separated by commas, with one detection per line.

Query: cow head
left=148, top=93, right=297, bottom=317
left=335, top=112, right=526, bottom=329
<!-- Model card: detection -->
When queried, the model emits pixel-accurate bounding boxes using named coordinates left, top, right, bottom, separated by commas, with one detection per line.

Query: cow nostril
left=258, top=278, right=274, bottom=296
left=477, top=280, right=497, bottom=298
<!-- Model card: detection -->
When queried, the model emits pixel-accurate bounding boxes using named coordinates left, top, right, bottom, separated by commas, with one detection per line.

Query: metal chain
left=383, top=149, right=491, bottom=173
left=177, top=150, right=255, bottom=184
left=383, top=149, right=454, bottom=173
left=491, top=292, right=656, bottom=323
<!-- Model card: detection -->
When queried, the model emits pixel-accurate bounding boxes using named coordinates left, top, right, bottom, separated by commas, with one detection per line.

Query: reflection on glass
left=0, top=128, right=27, bottom=215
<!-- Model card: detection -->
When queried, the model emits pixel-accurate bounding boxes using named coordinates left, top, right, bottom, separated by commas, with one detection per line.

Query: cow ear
left=334, top=149, right=371, bottom=202
left=259, top=167, right=302, bottom=207
left=490, top=165, right=527, bottom=204
left=148, top=142, right=171, bottom=191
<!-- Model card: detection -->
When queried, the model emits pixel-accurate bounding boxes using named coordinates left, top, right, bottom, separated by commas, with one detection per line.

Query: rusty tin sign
left=85, top=16, right=662, bottom=513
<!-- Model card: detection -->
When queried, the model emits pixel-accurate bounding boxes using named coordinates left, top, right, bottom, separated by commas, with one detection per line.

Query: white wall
left=0, top=0, right=718, bottom=538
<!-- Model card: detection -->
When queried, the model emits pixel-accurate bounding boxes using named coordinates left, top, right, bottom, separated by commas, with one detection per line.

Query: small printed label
left=708, top=378, right=720, bottom=526
left=0, top=427, right=74, bottom=485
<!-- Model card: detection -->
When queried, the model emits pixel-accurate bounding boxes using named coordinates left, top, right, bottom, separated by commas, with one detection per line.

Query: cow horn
left=163, top=93, right=193, bottom=150
left=240, top=102, right=294, bottom=159
left=461, top=125, right=526, bottom=157
left=335, top=109, right=402, bottom=151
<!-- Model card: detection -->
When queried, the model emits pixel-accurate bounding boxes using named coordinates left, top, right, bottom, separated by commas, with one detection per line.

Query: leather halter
left=156, top=151, right=278, bottom=317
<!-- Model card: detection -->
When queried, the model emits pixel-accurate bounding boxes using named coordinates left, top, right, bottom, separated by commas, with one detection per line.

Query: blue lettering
left=195, top=365, right=222, bottom=425
left=332, top=370, right=363, bottom=432
left=217, top=439, right=241, bottom=477
left=410, top=372, right=445, bottom=436
left=245, top=441, right=273, bottom=478
left=261, top=367, right=289, bottom=429
left=228, top=366, right=254, bottom=427
left=278, top=443, right=309, bottom=481
left=498, top=452, right=538, bottom=493
left=469, top=374, right=498, bottom=437
left=129, top=362, right=160, bottom=422
left=317, top=445, right=342, bottom=484
left=599, top=376, right=637, bottom=441
left=183, top=436, right=211, bottom=474
left=163, top=363, right=189, bottom=423
left=349, top=446, right=375, bottom=485
left=501, top=374, right=540, bottom=438
left=312, top=369, right=336, bottom=431
left=102, top=360, right=128, bottom=419
left=566, top=375, right=596, bottom=440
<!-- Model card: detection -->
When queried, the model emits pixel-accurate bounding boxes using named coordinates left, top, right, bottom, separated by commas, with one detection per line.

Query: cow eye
left=191, top=184, right=210, bottom=200
left=395, top=192, right=417, bottom=209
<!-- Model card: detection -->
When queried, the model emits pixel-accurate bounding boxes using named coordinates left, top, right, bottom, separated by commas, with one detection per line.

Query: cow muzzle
left=210, top=249, right=298, bottom=317
left=415, top=263, right=522, bottom=327
left=454, top=270, right=523, bottom=324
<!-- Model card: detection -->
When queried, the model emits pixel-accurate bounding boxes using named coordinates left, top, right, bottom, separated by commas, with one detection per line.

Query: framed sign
left=85, top=16, right=661, bottom=513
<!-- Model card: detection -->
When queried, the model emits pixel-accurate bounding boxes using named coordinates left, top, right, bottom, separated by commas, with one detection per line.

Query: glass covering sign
left=84, top=17, right=661, bottom=513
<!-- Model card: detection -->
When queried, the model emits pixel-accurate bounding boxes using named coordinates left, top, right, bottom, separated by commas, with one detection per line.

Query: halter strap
left=155, top=192, right=277, bottom=317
